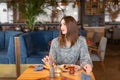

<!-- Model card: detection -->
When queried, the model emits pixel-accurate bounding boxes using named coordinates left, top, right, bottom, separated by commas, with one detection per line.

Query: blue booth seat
left=19, top=30, right=56, bottom=64
left=0, top=30, right=22, bottom=64
left=19, top=30, right=87, bottom=64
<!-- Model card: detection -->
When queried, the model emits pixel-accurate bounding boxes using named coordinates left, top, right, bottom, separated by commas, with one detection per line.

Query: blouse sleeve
left=79, top=37, right=93, bottom=67
left=49, top=38, right=58, bottom=64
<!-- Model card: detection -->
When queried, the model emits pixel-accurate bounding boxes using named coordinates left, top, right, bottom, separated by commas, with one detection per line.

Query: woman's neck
left=66, top=40, right=71, bottom=48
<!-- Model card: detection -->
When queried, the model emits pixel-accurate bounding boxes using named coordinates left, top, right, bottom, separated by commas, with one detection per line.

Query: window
left=0, top=2, right=79, bottom=23
left=0, top=3, right=13, bottom=23
left=36, top=3, right=79, bottom=23
left=105, top=3, right=120, bottom=22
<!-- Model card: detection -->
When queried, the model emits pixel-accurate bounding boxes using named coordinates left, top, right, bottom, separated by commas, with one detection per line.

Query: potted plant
left=9, top=0, right=46, bottom=31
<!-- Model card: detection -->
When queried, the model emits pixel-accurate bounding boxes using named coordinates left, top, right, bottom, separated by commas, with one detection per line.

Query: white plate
left=59, top=64, right=81, bottom=72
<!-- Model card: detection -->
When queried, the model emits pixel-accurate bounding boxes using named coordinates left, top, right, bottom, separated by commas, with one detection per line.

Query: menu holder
left=81, top=72, right=91, bottom=80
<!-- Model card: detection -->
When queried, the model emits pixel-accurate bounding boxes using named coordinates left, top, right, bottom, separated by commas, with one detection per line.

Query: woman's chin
left=62, top=32, right=67, bottom=35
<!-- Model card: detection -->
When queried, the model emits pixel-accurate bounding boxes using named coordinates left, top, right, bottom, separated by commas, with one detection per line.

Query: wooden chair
left=112, top=27, right=120, bottom=43
left=89, top=37, right=107, bottom=71
left=86, top=32, right=98, bottom=46
left=92, top=32, right=98, bottom=44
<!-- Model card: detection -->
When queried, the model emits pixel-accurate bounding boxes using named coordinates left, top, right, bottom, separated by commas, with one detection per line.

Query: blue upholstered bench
left=18, top=30, right=86, bottom=64
left=0, top=30, right=22, bottom=64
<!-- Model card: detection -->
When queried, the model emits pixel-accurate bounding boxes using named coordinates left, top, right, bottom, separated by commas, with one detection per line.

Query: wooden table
left=17, top=65, right=95, bottom=80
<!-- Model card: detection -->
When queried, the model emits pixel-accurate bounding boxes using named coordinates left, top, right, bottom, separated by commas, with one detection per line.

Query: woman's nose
left=61, top=25, right=64, bottom=29
left=61, top=26, right=63, bottom=29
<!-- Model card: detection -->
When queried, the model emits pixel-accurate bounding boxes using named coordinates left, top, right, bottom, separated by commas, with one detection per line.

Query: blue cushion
left=31, top=31, right=53, bottom=51
left=0, top=58, right=9, bottom=64
left=20, top=57, right=26, bottom=64
left=22, top=33, right=34, bottom=56
left=52, top=30, right=59, bottom=38
left=26, top=58, right=44, bottom=64
left=0, top=49, right=7, bottom=58
left=19, top=36, right=27, bottom=58
left=0, top=31, right=22, bottom=64
left=26, top=51, right=48, bottom=64
left=5, top=31, right=22, bottom=49
left=0, top=49, right=8, bottom=64
left=29, top=51, right=48, bottom=57
left=0, top=31, right=5, bottom=50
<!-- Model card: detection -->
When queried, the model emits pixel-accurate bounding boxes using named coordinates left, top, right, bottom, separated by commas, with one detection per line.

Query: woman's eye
left=63, top=23, right=66, bottom=25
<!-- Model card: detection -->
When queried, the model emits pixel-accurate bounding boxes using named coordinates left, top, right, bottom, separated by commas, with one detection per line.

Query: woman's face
left=60, top=19, right=67, bottom=35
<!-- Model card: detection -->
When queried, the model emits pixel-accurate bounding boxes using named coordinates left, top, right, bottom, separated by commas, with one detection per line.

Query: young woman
left=42, top=16, right=93, bottom=73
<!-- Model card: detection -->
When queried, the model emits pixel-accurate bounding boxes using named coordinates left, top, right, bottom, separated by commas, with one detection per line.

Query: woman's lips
left=61, top=29, right=66, bottom=34
left=61, top=29, right=64, bottom=32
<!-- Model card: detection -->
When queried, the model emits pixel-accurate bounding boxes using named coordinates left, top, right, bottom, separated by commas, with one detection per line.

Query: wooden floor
left=93, top=43, right=120, bottom=80
left=0, top=43, right=120, bottom=80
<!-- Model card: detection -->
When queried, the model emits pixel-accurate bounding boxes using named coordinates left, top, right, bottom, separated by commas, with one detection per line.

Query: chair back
left=113, top=28, right=120, bottom=40
left=98, top=37, right=107, bottom=61
left=92, top=32, right=98, bottom=44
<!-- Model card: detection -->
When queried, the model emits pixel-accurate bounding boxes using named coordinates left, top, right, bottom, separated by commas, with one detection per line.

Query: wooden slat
left=14, top=36, right=20, bottom=77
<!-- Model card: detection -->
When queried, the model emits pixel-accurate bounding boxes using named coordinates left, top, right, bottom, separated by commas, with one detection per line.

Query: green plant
left=10, top=0, right=46, bottom=31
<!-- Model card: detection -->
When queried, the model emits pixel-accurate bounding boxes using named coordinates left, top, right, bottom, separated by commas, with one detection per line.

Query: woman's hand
left=42, top=56, right=50, bottom=64
left=83, top=64, right=92, bottom=73
left=42, top=56, right=50, bottom=69
left=42, top=56, right=56, bottom=69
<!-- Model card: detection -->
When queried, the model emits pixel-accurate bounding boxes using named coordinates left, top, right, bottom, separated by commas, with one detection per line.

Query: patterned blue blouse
left=49, top=36, right=93, bottom=67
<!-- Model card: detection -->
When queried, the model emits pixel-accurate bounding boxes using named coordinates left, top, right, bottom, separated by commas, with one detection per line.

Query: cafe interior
left=0, top=0, right=120, bottom=80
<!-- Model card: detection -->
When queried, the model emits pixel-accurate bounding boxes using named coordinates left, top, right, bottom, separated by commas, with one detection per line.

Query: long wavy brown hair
left=58, top=16, right=79, bottom=47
